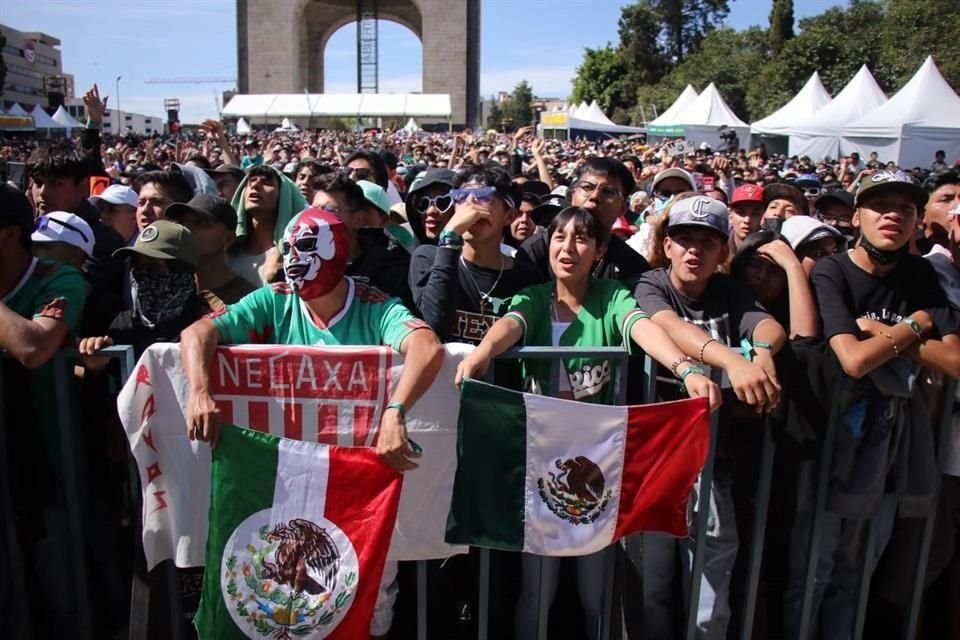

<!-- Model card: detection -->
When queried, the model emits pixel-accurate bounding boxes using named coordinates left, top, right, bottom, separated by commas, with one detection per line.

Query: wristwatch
left=901, top=317, right=923, bottom=339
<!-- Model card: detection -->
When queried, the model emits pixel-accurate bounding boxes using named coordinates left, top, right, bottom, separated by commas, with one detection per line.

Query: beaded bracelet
left=698, top=338, right=718, bottom=365
left=669, top=355, right=697, bottom=378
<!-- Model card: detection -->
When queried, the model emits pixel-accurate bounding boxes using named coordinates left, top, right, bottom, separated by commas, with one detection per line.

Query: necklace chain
left=460, top=254, right=505, bottom=310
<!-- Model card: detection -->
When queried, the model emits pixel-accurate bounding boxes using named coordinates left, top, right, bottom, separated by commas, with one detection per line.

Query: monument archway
left=236, top=0, right=480, bottom=126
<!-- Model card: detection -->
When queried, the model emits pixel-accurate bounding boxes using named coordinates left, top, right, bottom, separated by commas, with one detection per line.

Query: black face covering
left=132, top=270, right=197, bottom=328
left=859, top=234, right=909, bottom=266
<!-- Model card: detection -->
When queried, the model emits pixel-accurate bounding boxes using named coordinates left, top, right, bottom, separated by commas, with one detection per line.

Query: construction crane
left=145, top=77, right=236, bottom=84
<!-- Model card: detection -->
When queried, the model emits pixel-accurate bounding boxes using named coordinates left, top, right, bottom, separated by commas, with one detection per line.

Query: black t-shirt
left=634, top=267, right=773, bottom=351
left=347, top=229, right=413, bottom=308
left=516, top=231, right=650, bottom=290
left=811, top=252, right=960, bottom=340
left=409, top=244, right=544, bottom=345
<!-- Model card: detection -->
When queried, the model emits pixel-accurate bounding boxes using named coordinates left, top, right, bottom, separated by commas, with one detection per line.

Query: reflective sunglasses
left=417, top=193, right=453, bottom=214
left=344, top=167, right=374, bottom=181
left=35, top=215, right=90, bottom=244
left=450, top=186, right=498, bottom=205
left=803, top=188, right=822, bottom=197
left=281, top=235, right=319, bottom=255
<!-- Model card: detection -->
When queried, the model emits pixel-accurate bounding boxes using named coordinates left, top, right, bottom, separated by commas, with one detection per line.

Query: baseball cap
left=90, top=184, right=137, bottom=208
left=814, top=189, right=854, bottom=212
left=32, top=212, right=96, bottom=257
left=531, top=193, right=568, bottom=228
left=357, top=180, right=392, bottom=216
left=763, top=183, right=809, bottom=215
left=114, top=220, right=198, bottom=267
left=794, top=173, right=822, bottom=187
left=164, top=193, right=239, bottom=229
left=666, top=195, right=729, bottom=239
left=204, top=164, right=244, bottom=180
left=781, top=215, right=843, bottom=251
left=408, top=167, right=457, bottom=197
left=652, top=168, right=696, bottom=192
left=731, top=184, right=764, bottom=205
left=854, top=170, right=928, bottom=210
left=0, top=184, right=35, bottom=240
left=521, top=180, right=551, bottom=199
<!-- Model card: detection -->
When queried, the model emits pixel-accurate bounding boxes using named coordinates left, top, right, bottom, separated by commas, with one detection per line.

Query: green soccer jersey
left=213, top=278, right=427, bottom=350
left=3, top=258, right=87, bottom=335
left=505, top=279, right=647, bottom=404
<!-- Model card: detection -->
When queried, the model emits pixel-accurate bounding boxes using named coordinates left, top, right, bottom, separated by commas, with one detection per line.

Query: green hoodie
left=230, top=167, right=309, bottom=247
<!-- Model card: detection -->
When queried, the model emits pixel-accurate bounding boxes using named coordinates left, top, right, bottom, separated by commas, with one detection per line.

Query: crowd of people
left=2, top=82, right=960, bottom=640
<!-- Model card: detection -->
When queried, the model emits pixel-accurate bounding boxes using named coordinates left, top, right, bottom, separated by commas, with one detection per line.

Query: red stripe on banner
left=353, top=405, right=375, bottom=447
left=283, top=402, right=302, bottom=441
left=318, top=404, right=339, bottom=445
left=247, top=401, right=269, bottom=432
left=613, top=397, right=710, bottom=540
left=215, top=400, right=233, bottom=425
left=322, top=446, right=403, bottom=640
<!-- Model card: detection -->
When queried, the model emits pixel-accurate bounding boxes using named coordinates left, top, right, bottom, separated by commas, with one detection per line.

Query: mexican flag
left=195, top=425, right=401, bottom=639
left=446, top=379, right=710, bottom=556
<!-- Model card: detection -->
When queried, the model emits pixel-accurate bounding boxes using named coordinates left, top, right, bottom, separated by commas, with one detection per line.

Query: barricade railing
left=4, top=345, right=956, bottom=639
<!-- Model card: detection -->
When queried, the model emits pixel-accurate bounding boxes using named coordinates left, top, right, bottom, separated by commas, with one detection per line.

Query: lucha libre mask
left=281, top=208, right=350, bottom=300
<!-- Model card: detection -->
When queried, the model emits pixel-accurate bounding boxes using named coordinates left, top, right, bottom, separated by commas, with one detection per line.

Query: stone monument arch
left=237, top=0, right=480, bottom=126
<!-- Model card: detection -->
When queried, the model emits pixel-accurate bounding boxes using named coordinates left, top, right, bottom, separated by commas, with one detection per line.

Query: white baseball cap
left=780, top=215, right=843, bottom=250
left=90, top=184, right=137, bottom=208
left=31, top=211, right=96, bottom=257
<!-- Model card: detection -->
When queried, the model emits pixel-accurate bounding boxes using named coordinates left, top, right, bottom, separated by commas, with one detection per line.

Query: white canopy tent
left=51, top=105, right=84, bottom=132
left=650, top=83, right=749, bottom=149
left=646, top=85, right=699, bottom=136
left=6, top=103, right=29, bottom=117
left=28, top=105, right=61, bottom=130
left=402, top=117, right=420, bottom=132
left=841, top=57, right=960, bottom=168
left=788, top=65, right=887, bottom=160
left=540, top=100, right=644, bottom=138
left=235, top=117, right=252, bottom=134
left=274, top=117, right=299, bottom=132
left=222, top=93, right=452, bottom=123
left=751, top=72, right=832, bottom=136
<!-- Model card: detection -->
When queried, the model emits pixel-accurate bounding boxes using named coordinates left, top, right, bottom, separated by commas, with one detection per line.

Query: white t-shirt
left=226, top=249, right=269, bottom=288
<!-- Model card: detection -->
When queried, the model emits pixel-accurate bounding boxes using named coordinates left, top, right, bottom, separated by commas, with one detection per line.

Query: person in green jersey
left=0, top=185, right=88, bottom=367
left=455, top=206, right=720, bottom=640
left=181, top=207, right=443, bottom=471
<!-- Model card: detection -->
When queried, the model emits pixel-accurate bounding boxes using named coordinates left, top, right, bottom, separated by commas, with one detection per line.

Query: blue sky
left=1, top=0, right=843, bottom=123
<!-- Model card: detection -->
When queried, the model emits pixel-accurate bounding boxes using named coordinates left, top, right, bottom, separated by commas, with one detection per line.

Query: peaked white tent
left=651, top=83, right=749, bottom=149
left=788, top=65, right=887, bottom=160
left=6, top=103, right=29, bottom=116
left=51, top=105, right=83, bottom=131
left=274, top=117, right=299, bottom=132
left=235, top=117, right=252, bottom=134
left=541, top=99, right=644, bottom=138
left=752, top=72, right=832, bottom=136
left=647, top=85, right=699, bottom=135
left=842, top=57, right=960, bottom=167
left=402, top=117, right=420, bottom=132
left=29, top=105, right=60, bottom=130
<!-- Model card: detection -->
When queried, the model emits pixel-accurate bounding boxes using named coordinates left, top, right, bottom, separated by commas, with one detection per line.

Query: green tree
left=570, top=45, right=632, bottom=115
left=769, top=0, right=794, bottom=54
left=618, top=3, right=671, bottom=87
left=656, top=0, right=731, bottom=63
left=504, top=80, right=534, bottom=127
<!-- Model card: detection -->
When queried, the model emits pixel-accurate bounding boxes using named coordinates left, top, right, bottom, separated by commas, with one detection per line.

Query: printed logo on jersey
left=568, top=360, right=612, bottom=400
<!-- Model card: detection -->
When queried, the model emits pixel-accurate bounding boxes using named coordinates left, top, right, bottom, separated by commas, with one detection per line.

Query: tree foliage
left=571, top=0, right=960, bottom=126
left=769, top=0, right=794, bottom=54
left=0, top=33, right=6, bottom=103
left=486, top=80, right=535, bottom=132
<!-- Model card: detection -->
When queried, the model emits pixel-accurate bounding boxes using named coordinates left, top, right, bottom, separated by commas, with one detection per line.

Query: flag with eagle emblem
left=195, top=425, right=401, bottom=639
left=446, top=379, right=710, bottom=556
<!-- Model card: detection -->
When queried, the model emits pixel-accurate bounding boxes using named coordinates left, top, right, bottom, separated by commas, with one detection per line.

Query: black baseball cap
left=204, top=164, right=244, bottom=180
left=531, top=194, right=568, bottom=228
left=0, top=184, right=34, bottom=240
left=814, top=189, right=855, bottom=212
left=165, top=193, right=238, bottom=229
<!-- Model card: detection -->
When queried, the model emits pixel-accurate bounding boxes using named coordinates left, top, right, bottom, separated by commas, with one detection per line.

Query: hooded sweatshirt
left=227, top=167, right=308, bottom=285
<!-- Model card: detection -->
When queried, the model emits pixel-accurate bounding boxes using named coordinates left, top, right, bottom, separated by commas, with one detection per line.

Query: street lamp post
left=116, top=76, right=122, bottom=134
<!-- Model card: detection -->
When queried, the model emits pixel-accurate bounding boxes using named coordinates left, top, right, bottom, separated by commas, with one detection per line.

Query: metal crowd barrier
left=3, top=346, right=956, bottom=640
